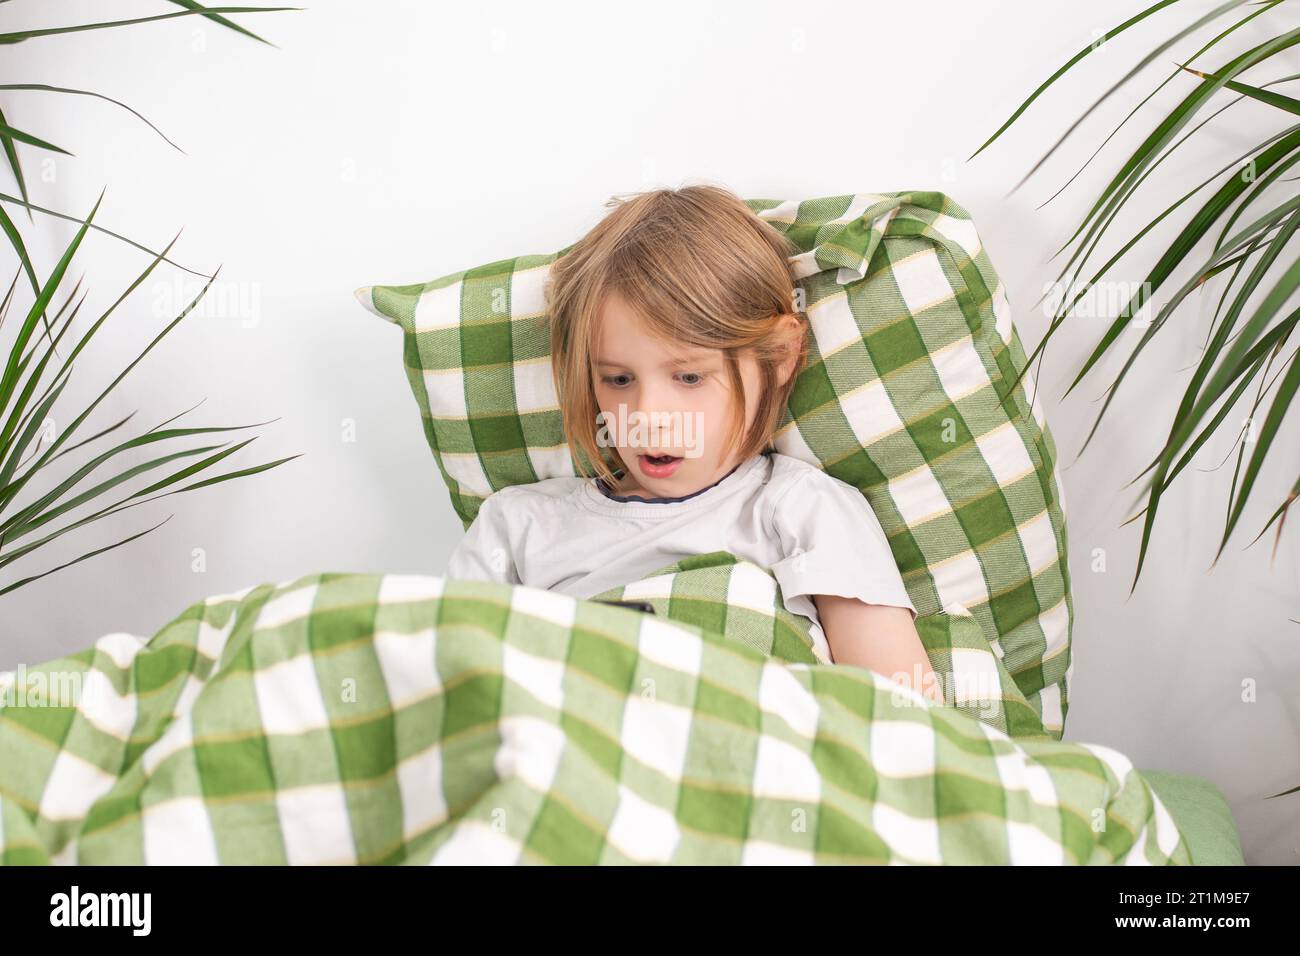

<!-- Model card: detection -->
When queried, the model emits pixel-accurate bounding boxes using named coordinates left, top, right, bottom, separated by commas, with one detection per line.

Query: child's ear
left=777, top=313, right=805, bottom=387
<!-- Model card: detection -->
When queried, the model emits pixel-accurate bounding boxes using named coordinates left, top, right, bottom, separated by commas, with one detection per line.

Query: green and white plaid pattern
left=0, top=570, right=1184, bottom=865
left=595, top=550, right=1052, bottom=741
left=355, top=191, right=1072, bottom=739
left=596, top=551, right=828, bottom=666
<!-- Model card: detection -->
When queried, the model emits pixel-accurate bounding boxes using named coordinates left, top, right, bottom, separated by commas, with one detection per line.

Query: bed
left=0, top=189, right=1244, bottom=864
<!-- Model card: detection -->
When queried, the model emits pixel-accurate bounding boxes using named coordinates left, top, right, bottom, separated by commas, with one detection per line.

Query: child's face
left=591, top=290, right=764, bottom=499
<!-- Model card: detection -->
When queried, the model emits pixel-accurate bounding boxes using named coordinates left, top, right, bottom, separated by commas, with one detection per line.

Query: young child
left=447, top=184, right=942, bottom=705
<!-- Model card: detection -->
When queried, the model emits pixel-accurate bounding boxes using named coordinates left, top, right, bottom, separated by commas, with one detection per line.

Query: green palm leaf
left=0, top=209, right=297, bottom=593
left=0, top=2, right=302, bottom=594
left=0, top=7, right=300, bottom=44
left=968, top=0, right=1184, bottom=160
left=972, top=1, right=1300, bottom=590
left=1031, top=0, right=1277, bottom=208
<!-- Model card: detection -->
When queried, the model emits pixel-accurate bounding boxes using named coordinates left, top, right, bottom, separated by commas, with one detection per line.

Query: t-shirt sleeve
left=445, top=493, right=522, bottom=585
left=767, top=470, right=916, bottom=619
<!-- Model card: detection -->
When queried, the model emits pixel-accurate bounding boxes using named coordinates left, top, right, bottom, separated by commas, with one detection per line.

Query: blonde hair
left=544, top=184, right=809, bottom=488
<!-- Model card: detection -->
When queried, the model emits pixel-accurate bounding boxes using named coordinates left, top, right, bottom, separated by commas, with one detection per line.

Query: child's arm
left=814, top=594, right=944, bottom=706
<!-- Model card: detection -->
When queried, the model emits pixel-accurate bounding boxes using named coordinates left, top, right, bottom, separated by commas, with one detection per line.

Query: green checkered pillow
left=355, top=190, right=1074, bottom=737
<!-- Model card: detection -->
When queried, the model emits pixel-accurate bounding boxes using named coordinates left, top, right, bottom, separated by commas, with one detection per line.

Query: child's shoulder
left=480, top=475, right=586, bottom=513
left=763, top=453, right=868, bottom=525
left=765, top=452, right=848, bottom=495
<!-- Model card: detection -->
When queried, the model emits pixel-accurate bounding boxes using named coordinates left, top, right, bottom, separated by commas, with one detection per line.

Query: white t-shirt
left=445, top=450, right=916, bottom=663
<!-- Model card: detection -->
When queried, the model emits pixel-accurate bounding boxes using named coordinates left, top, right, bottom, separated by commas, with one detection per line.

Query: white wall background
left=1, top=0, right=1295, bottom=863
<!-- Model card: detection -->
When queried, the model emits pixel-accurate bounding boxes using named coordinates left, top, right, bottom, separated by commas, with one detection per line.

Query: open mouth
left=637, top=453, right=683, bottom=477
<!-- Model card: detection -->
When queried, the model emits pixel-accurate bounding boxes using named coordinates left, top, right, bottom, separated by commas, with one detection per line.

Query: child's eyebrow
left=594, top=353, right=716, bottom=369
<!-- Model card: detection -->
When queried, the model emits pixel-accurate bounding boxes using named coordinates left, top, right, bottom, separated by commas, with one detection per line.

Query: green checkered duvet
left=592, top=551, right=1055, bottom=740
left=0, top=563, right=1187, bottom=865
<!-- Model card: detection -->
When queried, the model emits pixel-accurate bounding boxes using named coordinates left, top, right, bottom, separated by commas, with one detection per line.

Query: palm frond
left=972, top=1, right=1300, bottom=589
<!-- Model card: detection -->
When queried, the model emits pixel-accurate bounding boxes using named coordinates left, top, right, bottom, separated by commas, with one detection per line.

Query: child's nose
left=633, top=380, right=681, bottom=418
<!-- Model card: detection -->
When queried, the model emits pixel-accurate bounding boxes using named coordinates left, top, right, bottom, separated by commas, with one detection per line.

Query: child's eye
left=600, top=372, right=706, bottom=388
